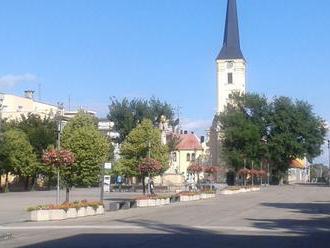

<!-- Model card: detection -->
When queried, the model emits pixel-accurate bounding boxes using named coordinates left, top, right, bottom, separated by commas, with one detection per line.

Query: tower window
left=227, top=73, right=233, bottom=84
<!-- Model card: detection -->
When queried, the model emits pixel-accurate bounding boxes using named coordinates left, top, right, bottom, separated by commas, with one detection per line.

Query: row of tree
left=217, top=93, right=327, bottom=183
left=0, top=112, right=111, bottom=195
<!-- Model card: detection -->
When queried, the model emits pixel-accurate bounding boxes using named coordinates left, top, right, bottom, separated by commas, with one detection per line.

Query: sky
left=0, top=0, right=329, bottom=163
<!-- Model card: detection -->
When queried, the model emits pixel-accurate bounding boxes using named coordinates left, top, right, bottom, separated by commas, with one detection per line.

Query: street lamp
left=55, top=102, right=64, bottom=204
left=260, top=136, right=270, bottom=186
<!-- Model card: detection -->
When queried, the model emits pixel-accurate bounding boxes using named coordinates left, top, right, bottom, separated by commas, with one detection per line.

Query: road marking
left=0, top=226, right=143, bottom=230
left=1, top=225, right=329, bottom=233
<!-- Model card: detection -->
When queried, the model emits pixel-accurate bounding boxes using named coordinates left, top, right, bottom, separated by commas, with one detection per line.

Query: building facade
left=0, top=90, right=60, bottom=121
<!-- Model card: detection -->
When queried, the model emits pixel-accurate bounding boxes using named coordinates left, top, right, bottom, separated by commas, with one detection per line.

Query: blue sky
left=0, top=0, right=329, bottom=162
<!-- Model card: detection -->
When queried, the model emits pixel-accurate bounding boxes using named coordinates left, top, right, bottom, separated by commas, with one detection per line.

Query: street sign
left=104, top=163, right=112, bottom=169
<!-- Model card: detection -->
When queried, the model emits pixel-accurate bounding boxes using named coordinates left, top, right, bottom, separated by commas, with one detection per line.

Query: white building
left=0, top=90, right=60, bottom=121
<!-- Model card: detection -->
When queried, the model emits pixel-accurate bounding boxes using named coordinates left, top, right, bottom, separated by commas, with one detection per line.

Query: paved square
left=1, top=185, right=330, bottom=247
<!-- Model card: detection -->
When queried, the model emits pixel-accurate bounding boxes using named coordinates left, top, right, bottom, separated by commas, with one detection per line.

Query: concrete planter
left=49, top=209, right=66, bottom=221
left=86, top=206, right=96, bottom=216
left=77, top=207, right=86, bottom=217
left=66, top=208, right=77, bottom=219
left=201, top=193, right=216, bottom=199
left=30, top=210, right=50, bottom=221
left=155, top=199, right=161, bottom=206
left=136, top=198, right=171, bottom=208
left=29, top=205, right=104, bottom=222
left=179, top=195, right=201, bottom=202
left=95, top=206, right=105, bottom=215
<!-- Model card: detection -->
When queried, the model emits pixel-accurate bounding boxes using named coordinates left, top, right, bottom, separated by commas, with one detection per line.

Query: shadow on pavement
left=19, top=218, right=330, bottom=248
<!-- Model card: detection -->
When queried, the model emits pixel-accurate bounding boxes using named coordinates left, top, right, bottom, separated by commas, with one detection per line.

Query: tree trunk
left=24, top=176, right=29, bottom=191
left=5, top=172, right=9, bottom=192
left=142, top=176, right=146, bottom=195
left=31, top=175, right=36, bottom=191
left=0, top=174, right=2, bottom=192
left=65, top=187, right=70, bottom=202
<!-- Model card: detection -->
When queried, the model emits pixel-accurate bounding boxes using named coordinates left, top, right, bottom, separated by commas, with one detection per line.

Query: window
left=172, top=152, right=177, bottom=162
left=192, top=153, right=196, bottom=161
left=227, top=73, right=233, bottom=84
left=186, top=153, right=191, bottom=162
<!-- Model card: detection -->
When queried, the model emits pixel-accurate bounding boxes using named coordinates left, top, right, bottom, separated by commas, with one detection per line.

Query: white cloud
left=0, top=73, right=38, bottom=88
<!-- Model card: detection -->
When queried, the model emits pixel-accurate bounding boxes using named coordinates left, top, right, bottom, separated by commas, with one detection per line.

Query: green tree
left=61, top=112, right=111, bottom=198
left=114, top=119, right=169, bottom=193
left=0, top=129, right=37, bottom=192
left=268, top=97, right=326, bottom=181
left=219, top=93, right=269, bottom=171
left=9, top=114, right=57, bottom=189
left=218, top=93, right=326, bottom=183
left=108, top=97, right=175, bottom=143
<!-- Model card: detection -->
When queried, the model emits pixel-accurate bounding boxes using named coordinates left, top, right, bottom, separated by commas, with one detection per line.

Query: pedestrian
left=150, top=179, right=155, bottom=195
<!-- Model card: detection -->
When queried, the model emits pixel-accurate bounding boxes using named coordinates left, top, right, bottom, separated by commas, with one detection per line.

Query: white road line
left=0, top=225, right=144, bottom=230
left=1, top=225, right=329, bottom=233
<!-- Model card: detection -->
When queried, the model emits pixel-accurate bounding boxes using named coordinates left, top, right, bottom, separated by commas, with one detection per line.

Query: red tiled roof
left=176, top=134, right=203, bottom=150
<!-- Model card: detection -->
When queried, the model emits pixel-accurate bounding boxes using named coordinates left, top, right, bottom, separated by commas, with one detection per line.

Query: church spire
left=217, top=0, right=244, bottom=60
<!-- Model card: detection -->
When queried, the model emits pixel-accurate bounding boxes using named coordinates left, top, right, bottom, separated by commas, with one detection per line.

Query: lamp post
left=55, top=102, right=64, bottom=204
left=260, top=136, right=270, bottom=186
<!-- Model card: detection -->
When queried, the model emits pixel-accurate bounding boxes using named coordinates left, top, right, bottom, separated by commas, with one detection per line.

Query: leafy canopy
left=0, top=129, right=38, bottom=177
left=218, top=93, right=326, bottom=174
left=61, top=112, right=111, bottom=187
left=108, top=97, right=175, bottom=143
left=113, top=119, right=169, bottom=177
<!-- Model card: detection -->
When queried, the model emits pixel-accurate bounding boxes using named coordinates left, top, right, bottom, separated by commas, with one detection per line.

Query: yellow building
left=171, top=132, right=205, bottom=179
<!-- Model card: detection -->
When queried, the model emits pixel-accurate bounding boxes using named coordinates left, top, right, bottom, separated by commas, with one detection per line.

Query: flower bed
left=135, top=195, right=170, bottom=208
left=27, top=200, right=104, bottom=222
left=220, top=186, right=261, bottom=195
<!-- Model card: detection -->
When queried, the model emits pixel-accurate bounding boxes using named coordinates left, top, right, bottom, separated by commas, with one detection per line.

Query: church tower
left=209, top=0, right=246, bottom=166
left=216, top=0, right=246, bottom=113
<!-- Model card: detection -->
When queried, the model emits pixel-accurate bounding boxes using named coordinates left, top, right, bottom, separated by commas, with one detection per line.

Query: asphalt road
left=1, top=185, right=330, bottom=248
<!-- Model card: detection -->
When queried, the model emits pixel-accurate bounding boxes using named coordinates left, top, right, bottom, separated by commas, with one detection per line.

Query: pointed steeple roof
left=217, top=0, right=245, bottom=61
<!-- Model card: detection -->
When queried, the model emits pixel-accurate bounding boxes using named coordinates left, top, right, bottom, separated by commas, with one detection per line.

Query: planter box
left=192, top=195, right=200, bottom=201
left=77, top=207, right=86, bottom=217
left=30, top=205, right=103, bottom=222
left=66, top=208, right=77, bottom=219
left=95, top=206, right=104, bottom=215
left=136, top=198, right=171, bottom=208
left=49, top=209, right=66, bottom=221
left=30, top=210, right=49, bottom=221
left=86, top=206, right=96, bottom=216
left=201, top=193, right=215, bottom=199
left=136, top=199, right=149, bottom=207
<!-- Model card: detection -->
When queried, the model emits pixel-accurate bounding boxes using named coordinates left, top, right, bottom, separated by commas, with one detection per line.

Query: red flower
left=138, top=158, right=163, bottom=175
left=42, top=149, right=75, bottom=168
left=187, top=164, right=203, bottom=173
left=204, top=166, right=219, bottom=174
